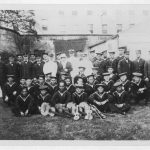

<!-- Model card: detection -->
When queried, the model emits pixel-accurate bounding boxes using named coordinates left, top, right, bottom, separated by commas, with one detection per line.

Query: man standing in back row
left=132, top=50, right=145, bottom=76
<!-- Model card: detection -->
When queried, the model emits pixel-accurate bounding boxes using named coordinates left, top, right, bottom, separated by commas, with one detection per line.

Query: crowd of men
left=1, top=46, right=150, bottom=120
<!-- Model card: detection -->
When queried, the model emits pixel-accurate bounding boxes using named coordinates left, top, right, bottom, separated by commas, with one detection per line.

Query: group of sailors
left=1, top=46, right=150, bottom=120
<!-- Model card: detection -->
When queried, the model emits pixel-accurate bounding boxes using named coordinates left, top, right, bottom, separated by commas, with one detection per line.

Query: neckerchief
left=19, top=94, right=30, bottom=102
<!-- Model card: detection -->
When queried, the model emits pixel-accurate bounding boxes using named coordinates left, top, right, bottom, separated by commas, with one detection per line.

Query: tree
left=0, top=10, right=37, bottom=53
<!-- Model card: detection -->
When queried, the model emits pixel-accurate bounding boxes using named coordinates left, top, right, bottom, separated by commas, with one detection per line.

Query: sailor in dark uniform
left=37, top=85, right=55, bottom=116
left=88, top=83, right=113, bottom=113
left=119, top=72, right=131, bottom=93
left=101, top=72, right=114, bottom=93
left=65, top=76, right=75, bottom=95
left=107, top=66, right=118, bottom=82
left=130, top=72, right=148, bottom=105
left=17, top=77, right=26, bottom=96
left=51, top=80, right=71, bottom=113
left=91, top=67, right=103, bottom=83
left=112, top=81, right=131, bottom=115
left=84, top=74, right=96, bottom=97
left=3, top=75, right=18, bottom=105
left=14, top=87, right=34, bottom=117
left=46, top=76, right=58, bottom=96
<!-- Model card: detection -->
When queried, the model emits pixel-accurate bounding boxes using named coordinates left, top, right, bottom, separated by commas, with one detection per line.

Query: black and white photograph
left=1, top=1, right=150, bottom=142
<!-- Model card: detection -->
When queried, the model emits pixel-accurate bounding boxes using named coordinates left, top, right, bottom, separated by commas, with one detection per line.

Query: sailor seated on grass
left=15, top=87, right=34, bottom=117
left=72, top=84, right=92, bottom=120
left=112, top=81, right=131, bottom=115
left=37, top=85, right=55, bottom=116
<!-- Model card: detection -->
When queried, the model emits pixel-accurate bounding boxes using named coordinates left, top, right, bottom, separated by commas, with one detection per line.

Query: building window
left=102, top=24, right=108, bottom=34
left=88, top=24, right=93, bottom=34
left=116, top=24, right=122, bottom=33
left=72, top=10, right=78, bottom=16
left=87, top=10, right=93, bottom=16
left=143, top=10, right=149, bottom=16
left=59, top=10, right=64, bottom=15
left=129, top=23, right=135, bottom=28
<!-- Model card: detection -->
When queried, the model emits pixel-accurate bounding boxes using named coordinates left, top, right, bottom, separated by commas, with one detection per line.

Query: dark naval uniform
left=72, top=91, right=88, bottom=105
left=84, top=83, right=95, bottom=97
left=37, top=93, right=53, bottom=107
left=3, top=82, right=18, bottom=105
left=88, top=91, right=113, bottom=112
left=52, top=90, right=71, bottom=105
left=112, top=90, right=131, bottom=113
left=15, top=94, right=34, bottom=114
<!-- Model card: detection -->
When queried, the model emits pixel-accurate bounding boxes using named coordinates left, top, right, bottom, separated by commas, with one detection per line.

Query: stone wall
left=0, top=27, right=19, bottom=54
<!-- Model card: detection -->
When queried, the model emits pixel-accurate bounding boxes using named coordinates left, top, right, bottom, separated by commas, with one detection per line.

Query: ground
left=1, top=99, right=150, bottom=140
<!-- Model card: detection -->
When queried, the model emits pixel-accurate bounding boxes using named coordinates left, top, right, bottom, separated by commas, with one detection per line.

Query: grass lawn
left=0, top=99, right=150, bottom=140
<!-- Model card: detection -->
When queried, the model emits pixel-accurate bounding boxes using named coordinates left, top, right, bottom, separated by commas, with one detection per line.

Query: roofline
left=88, top=34, right=119, bottom=49
left=22, top=34, right=113, bottom=36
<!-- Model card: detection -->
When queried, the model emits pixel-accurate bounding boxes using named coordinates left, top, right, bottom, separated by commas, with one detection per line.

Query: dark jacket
left=132, top=58, right=145, bottom=75
left=5, top=62, right=20, bottom=79
left=16, top=94, right=33, bottom=113
left=118, top=58, right=132, bottom=78
left=33, top=62, right=44, bottom=78
left=20, top=61, right=33, bottom=79
left=84, top=83, right=95, bottom=97
left=52, top=90, right=71, bottom=105
left=72, top=92, right=88, bottom=105
left=37, top=93, right=53, bottom=107
left=88, top=91, right=113, bottom=105
left=113, top=90, right=129, bottom=104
